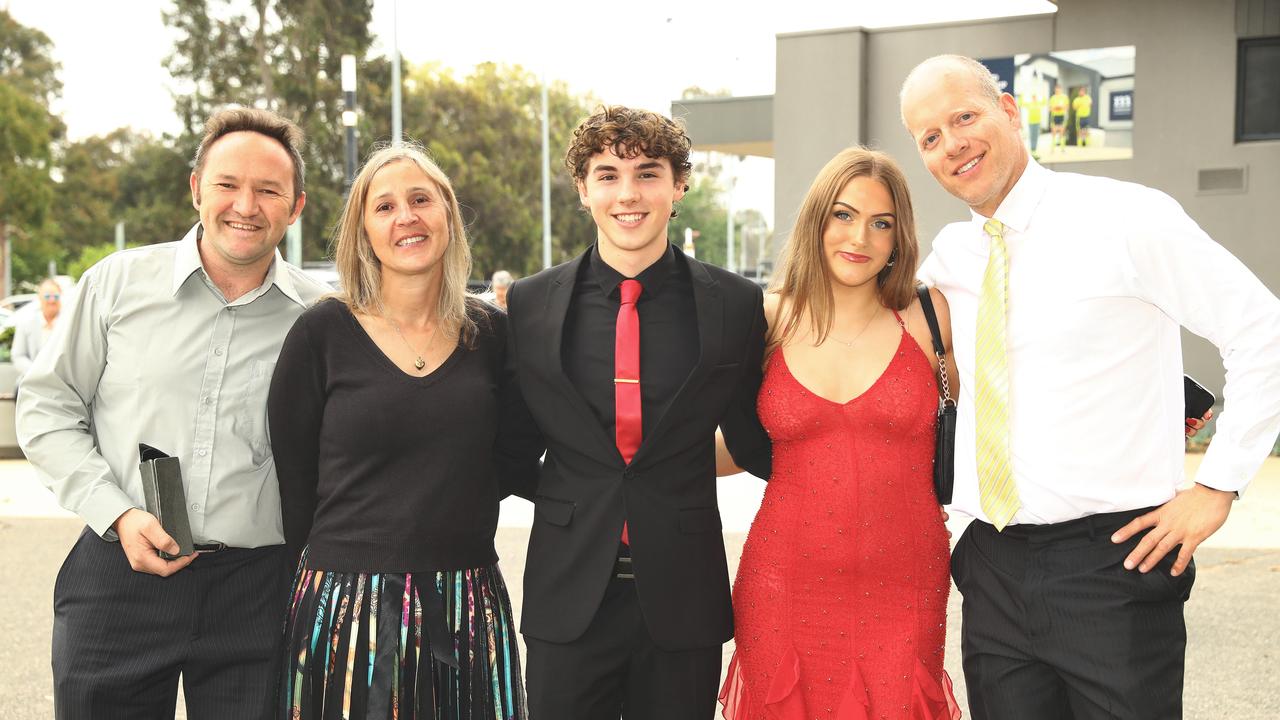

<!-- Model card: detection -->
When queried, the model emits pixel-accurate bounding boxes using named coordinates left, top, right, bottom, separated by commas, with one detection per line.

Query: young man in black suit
left=500, top=106, right=771, bottom=719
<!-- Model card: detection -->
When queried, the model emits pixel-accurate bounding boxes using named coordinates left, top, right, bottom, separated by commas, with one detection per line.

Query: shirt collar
left=588, top=242, right=677, bottom=300
left=171, top=224, right=205, bottom=296
left=969, top=158, right=1050, bottom=236
left=171, top=223, right=305, bottom=307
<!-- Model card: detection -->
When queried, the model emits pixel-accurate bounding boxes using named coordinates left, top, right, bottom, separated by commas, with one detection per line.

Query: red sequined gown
left=721, top=319, right=960, bottom=720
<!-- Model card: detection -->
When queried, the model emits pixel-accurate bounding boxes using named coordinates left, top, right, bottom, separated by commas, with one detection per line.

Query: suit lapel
left=543, top=251, right=624, bottom=465
left=631, top=255, right=723, bottom=466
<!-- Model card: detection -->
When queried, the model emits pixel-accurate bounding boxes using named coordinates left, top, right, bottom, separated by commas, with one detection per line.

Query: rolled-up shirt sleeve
left=1125, top=191, right=1280, bottom=495
left=16, top=269, right=135, bottom=538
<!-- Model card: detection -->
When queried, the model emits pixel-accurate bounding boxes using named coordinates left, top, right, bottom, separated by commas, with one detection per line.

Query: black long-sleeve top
left=267, top=297, right=508, bottom=572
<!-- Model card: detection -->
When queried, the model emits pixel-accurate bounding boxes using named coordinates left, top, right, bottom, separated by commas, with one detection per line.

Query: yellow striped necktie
left=975, top=219, right=1019, bottom=530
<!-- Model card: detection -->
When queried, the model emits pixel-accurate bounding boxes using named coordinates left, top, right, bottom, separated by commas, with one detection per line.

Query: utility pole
left=341, top=55, right=358, bottom=192
left=1, top=222, right=10, bottom=299
left=390, top=0, right=402, bottom=145
left=541, top=79, right=552, bottom=269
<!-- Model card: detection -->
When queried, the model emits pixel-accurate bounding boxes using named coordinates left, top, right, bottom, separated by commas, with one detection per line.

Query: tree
left=114, top=136, right=198, bottom=247
left=58, top=130, right=195, bottom=255
left=668, top=151, right=772, bottom=275
left=164, top=0, right=378, bottom=259
left=160, top=5, right=603, bottom=274
left=0, top=10, right=65, bottom=286
left=402, top=62, right=596, bottom=277
left=672, top=173, right=728, bottom=268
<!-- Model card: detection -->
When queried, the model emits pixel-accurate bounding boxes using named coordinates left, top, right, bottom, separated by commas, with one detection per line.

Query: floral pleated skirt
left=280, top=554, right=527, bottom=720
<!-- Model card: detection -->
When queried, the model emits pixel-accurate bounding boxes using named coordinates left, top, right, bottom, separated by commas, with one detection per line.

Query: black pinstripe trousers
left=952, top=507, right=1195, bottom=720
left=51, top=527, right=292, bottom=720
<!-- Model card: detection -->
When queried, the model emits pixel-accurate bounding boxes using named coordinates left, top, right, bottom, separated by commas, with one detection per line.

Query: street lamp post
left=390, top=0, right=402, bottom=146
left=724, top=154, right=738, bottom=273
left=341, top=54, right=358, bottom=192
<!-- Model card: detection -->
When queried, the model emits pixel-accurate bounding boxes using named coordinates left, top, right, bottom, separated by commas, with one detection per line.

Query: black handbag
left=916, top=285, right=956, bottom=505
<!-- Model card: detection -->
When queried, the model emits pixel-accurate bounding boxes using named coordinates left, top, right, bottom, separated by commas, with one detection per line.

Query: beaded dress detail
left=721, top=315, right=960, bottom=720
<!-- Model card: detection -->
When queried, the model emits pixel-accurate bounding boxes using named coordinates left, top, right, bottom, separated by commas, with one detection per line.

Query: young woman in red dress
left=719, top=147, right=962, bottom=720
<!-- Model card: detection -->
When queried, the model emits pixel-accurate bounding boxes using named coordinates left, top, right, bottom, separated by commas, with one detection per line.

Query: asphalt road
left=2, top=457, right=1278, bottom=719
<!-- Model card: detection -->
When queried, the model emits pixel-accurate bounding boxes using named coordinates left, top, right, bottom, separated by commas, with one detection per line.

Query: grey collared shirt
left=17, top=224, right=331, bottom=547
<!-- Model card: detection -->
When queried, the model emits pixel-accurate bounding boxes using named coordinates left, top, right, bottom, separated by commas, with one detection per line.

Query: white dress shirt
left=918, top=160, right=1280, bottom=525
left=16, top=224, right=331, bottom=546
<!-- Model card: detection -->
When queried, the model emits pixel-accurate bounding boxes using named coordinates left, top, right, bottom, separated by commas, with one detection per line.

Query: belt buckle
left=614, top=556, right=634, bottom=580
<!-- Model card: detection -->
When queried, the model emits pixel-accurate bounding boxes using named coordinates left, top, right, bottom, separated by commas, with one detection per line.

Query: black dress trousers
left=525, top=572, right=722, bottom=720
left=952, top=507, right=1195, bottom=720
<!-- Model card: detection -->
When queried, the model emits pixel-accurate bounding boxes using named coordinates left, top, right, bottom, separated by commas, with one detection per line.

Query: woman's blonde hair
left=332, top=142, right=478, bottom=345
left=769, top=146, right=920, bottom=350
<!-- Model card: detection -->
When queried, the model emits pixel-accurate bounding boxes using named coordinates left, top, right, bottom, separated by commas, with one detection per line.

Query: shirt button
left=198, top=449, right=208, bottom=457
left=191, top=503, right=201, bottom=512
left=213, top=347, right=224, bottom=356
left=202, top=396, right=212, bottom=405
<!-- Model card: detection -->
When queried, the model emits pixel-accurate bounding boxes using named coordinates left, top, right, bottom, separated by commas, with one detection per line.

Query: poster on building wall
left=1110, top=90, right=1134, bottom=121
left=981, top=45, right=1135, bottom=164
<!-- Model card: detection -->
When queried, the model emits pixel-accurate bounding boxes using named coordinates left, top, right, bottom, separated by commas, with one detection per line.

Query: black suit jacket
left=499, top=244, right=771, bottom=651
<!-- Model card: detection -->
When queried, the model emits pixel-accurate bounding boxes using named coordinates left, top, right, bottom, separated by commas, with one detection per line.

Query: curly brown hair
left=565, top=105, right=693, bottom=186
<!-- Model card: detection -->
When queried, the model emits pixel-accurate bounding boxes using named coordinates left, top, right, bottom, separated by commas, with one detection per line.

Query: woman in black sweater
left=268, top=143, right=528, bottom=719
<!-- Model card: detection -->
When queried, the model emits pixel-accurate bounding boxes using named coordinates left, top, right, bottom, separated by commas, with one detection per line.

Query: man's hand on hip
left=112, top=508, right=196, bottom=576
left=1110, top=483, right=1234, bottom=576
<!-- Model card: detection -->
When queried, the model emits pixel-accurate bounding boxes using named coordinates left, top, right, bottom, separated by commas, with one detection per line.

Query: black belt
left=979, top=505, right=1159, bottom=543
left=193, top=542, right=227, bottom=553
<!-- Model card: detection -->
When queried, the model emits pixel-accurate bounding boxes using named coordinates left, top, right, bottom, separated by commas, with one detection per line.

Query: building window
left=1237, top=37, right=1280, bottom=142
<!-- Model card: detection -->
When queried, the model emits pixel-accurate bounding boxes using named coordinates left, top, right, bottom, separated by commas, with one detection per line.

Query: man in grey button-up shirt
left=17, top=108, right=330, bottom=720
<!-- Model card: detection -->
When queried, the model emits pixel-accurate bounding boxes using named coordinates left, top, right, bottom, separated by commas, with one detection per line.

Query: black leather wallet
left=139, top=444, right=194, bottom=558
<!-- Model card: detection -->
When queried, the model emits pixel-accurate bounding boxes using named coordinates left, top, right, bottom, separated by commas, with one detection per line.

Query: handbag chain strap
left=915, top=285, right=955, bottom=408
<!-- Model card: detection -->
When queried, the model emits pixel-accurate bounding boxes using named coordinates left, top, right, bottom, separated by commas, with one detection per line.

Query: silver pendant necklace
left=828, top=305, right=881, bottom=348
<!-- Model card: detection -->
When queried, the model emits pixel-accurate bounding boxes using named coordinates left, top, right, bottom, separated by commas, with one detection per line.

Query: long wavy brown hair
left=769, top=146, right=920, bottom=350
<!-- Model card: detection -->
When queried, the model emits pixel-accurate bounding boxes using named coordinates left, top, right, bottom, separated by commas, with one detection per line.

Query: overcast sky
left=5, top=0, right=1056, bottom=223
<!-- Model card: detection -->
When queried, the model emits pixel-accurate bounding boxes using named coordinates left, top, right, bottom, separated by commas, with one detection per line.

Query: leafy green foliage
left=401, top=63, right=596, bottom=277
left=5, top=2, right=712, bottom=286
left=0, top=10, right=65, bottom=285
left=68, top=242, right=125, bottom=281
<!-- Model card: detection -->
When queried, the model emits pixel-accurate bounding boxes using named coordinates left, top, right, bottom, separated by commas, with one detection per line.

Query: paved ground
left=2, top=457, right=1278, bottom=719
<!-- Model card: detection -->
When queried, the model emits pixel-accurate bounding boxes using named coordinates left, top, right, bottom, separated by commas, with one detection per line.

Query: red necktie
left=616, top=278, right=642, bottom=544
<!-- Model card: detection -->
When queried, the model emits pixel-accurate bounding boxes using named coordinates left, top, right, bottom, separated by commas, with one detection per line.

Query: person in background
left=901, top=53, right=1280, bottom=720
left=1020, top=93, right=1045, bottom=159
left=11, top=277, right=64, bottom=383
left=16, top=107, right=329, bottom=719
left=491, top=268, right=514, bottom=309
left=1072, top=87, right=1093, bottom=147
left=268, top=143, right=527, bottom=719
left=1048, top=83, right=1070, bottom=150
